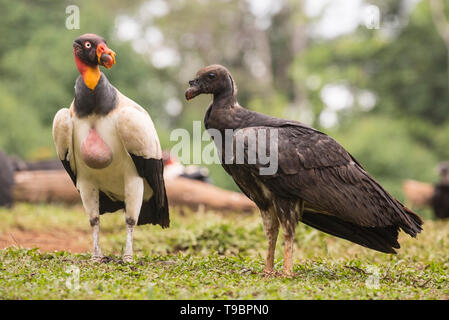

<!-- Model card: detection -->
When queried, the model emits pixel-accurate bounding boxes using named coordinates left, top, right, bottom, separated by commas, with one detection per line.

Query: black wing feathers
left=301, top=210, right=399, bottom=254
left=227, top=123, right=422, bottom=241
left=61, top=156, right=76, bottom=185
left=130, top=154, right=169, bottom=228
left=99, top=191, right=125, bottom=214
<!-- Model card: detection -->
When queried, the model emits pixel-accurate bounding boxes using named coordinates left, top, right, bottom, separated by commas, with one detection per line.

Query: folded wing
left=117, top=106, right=169, bottom=227
left=231, top=125, right=422, bottom=237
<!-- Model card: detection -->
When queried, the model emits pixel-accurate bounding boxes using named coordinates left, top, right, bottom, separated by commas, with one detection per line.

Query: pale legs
left=123, top=174, right=144, bottom=263
left=279, top=209, right=297, bottom=277
left=261, top=206, right=297, bottom=276
left=261, top=209, right=279, bottom=275
left=79, top=173, right=144, bottom=263
left=281, top=227, right=294, bottom=276
left=79, top=181, right=102, bottom=262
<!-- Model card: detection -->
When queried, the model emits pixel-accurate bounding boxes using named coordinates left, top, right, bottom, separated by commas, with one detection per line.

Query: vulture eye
left=208, top=73, right=216, bottom=80
left=84, top=41, right=92, bottom=49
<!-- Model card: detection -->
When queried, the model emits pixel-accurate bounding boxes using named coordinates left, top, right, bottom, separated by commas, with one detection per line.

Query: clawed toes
left=92, top=255, right=103, bottom=263
left=263, top=269, right=294, bottom=278
left=123, top=255, right=134, bottom=263
left=92, top=256, right=112, bottom=263
left=283, top=269, right=294, bottom=278
left=263, top=269, right=278, bottom=278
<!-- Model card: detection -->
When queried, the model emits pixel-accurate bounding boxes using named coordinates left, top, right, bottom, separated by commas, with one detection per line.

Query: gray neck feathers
left=74, top=73, right=117, bottom=117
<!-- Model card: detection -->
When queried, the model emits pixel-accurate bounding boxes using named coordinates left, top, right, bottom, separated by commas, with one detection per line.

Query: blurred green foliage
left=0, top=0, right=447, bottom=204
left=0, top=0, right=169, bottom=159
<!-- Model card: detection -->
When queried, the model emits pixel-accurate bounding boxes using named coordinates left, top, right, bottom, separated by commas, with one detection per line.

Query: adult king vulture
left=185, top=64, right=423, bottom=276
left=53, top=34, right=169, bottom=262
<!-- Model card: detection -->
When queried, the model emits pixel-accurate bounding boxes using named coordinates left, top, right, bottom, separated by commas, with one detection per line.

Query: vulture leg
left=79, top=181, right=102, bottom=262
left=278, top=207, right=298, bottom=276
left=261, top=208, right=279, bottom=275
left=123, top=174, right=144, bottom=263
left=282, top=231, right=294, bottom=276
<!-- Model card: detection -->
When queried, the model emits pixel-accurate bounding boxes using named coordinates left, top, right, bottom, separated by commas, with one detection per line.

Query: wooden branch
left=13, top=170, right=256, bottom=212
left=14, top=170, right=79, bottom=204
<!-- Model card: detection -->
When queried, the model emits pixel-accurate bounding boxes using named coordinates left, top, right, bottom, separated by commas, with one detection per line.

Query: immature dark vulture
left=0, top=151, right=14, bottom=207
left=185, top=65, right=423, bottom=275
left=53, top=34, right=169, bottom=262
left=431, top=162, right=449, bottom=219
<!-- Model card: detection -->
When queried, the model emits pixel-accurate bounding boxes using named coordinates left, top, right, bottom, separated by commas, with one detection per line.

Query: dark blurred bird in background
left=186, top=64, right=423, bottom=276
left=162, top=151, right=211, bottom=183
left=403, top=161, right=449, bottom=220
left=431, top=162, right=449, bottom=219
left=0, top=150, right=14, bottom=208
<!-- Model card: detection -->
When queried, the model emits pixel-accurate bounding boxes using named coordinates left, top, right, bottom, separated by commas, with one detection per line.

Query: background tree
left=0, top=0, right=447, bottom=211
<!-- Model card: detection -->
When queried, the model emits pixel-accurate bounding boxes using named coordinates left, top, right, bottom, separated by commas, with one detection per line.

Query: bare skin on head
left=186, top=64, right=295, bottom=276
left=53, top=34, right=169, bottom=263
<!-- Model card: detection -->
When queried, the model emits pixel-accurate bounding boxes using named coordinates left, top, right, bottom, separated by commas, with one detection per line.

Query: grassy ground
left=0, top=203, right=448, bottom=299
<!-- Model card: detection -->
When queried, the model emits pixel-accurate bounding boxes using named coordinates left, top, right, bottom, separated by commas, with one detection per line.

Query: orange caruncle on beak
left=96, top=43, right=116, bottom=69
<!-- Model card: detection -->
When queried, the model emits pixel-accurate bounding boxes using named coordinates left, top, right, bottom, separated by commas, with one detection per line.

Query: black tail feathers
left=137, top=192, right=170, bottom=228
left=301, top=210, right=400, bottom=254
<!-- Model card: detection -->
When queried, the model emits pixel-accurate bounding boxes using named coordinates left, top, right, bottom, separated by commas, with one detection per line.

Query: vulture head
left=438, top=161, right=449, bottom=183
left=73, top=33, right=116, bottom=69
left=185, top=64, right=237, bottom=100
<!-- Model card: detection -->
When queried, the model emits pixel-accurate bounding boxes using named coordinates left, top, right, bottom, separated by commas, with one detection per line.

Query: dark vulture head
left=73, top=33, right=116, bottom=69
left=185, top=64, right=237, bottom=101
left=438, top=161, right=449, bottom=182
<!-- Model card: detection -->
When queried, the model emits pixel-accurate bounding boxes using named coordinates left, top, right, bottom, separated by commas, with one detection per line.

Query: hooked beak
left=185, top=87, right=201, bottom=101
left=96, top=43, right=116, bottom=69
left=185, top=79, right=201, bottom=101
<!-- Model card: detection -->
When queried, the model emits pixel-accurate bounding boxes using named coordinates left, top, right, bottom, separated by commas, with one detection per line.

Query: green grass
left=0, top=203, right=448, bottom=299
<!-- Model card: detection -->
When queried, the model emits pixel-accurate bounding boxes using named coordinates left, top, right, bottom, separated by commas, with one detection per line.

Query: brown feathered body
left=205, top=103, right=422, bottom=254
left=187, top=64, right=423, bottom=274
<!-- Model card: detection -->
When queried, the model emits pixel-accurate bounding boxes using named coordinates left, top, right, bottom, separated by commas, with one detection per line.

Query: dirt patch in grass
left=0, top=229, right=89, bottom=253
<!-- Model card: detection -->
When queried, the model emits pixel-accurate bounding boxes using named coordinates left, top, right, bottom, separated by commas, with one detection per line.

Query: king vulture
left=53, top=34, right=169, bottom=262
left=185, top=64, right=423, bottom=276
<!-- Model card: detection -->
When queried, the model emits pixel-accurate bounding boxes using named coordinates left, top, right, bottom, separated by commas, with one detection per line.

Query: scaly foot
left=263, top=268, right=279, bottom=278
left=123, top=255, right=134, bottom=263
left=92, top=255, right=103, bottom=263
left=283, top=267, right=293, bottom=278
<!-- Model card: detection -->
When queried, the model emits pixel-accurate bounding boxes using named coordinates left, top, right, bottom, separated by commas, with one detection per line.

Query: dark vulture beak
left=185, top=79, right=201, bottom=101
left=96, top=43, right=116, bottom=69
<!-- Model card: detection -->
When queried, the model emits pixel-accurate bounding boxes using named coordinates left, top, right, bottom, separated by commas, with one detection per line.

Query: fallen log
left=14, top=170, right=78, bottom=204
left=9, top=157, right=63, bottom=171
left=165, top=174, right=256, bottom=212
left=13, top=170, right=256, bottom=212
